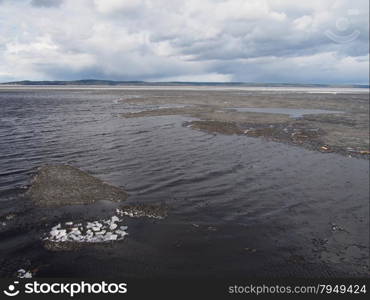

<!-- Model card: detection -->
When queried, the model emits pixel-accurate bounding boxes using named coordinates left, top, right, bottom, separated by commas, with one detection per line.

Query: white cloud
left=293, top=15, right=313, bottom=31
left=2, top=36, right=96, bottom=80
left=156, top=73, right=233, bottom=82
left=0, top=0, right=368, bottom=83
left=93, top=0, right=143, bottom=14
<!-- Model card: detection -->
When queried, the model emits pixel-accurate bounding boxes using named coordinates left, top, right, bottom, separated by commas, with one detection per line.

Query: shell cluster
left=44, top=215, right=128, bottom=243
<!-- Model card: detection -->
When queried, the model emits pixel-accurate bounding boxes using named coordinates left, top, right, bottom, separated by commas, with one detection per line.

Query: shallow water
left=0, top=88, right=368, bottom=278
left=227, top=107, right=344, bottom=118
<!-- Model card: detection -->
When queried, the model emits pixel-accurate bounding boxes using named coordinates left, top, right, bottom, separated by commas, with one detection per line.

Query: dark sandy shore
left=121, top=90, right=369, bottom=158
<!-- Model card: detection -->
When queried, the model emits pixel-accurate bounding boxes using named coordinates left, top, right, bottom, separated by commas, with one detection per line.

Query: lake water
left=0, top=87, right=368, bottom=278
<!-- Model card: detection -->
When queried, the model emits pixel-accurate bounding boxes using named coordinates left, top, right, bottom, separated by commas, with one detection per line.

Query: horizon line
left=1, top=79, right=369, bottom=87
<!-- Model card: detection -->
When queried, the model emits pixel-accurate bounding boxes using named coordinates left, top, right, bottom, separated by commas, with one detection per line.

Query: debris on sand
left=346, top=148, right=370, bottom=157
left=244, top=247, right=257, bottom=253
left=359, top=150, right=370, bottom=155
left=116, top=204, right=168, bottom=219
left=207, top=226, right=217, bottom=231
left=43, top=215, right=128, bottom=250
left=0, top=213, right=16, bottom=229
left=5, top=214, right=16, bottom=220
left=17, top=269, right=33, bottom=278
left=319, top=145, right=332, bottom=152
left=330, top=223, right=345, bottom=232
left=27, top=165, right=128, bottom=207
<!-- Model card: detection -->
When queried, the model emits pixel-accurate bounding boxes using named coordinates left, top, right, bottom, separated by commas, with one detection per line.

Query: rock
left=109, top=234, right=118, bottom=241
left=5, top=214, right=16, bottom=220
left=50, top=230, right=59, bottom=237
left=52, top=224, right=61, bottom=230
left=111, top=216, right=120, bottom=222
left=244, top=248, right=257, bottom=253
left=27, top=165, right=128, bottom=207
left=319, top=145, right=332, bottom=152
left=17, top=269, right=33, bottom=278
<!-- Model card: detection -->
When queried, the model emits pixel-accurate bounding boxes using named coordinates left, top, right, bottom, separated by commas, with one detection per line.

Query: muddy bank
left=0, top=165, right=170, bottom=275
left=21, top=165, right=171, bottom=254
left=185, top=120, right=369, bottom=158
left=27, top=165, right=128, bottom=207
left=184, top=120, right=245, bottom=135
left=120, top=91, right=369, bottom=158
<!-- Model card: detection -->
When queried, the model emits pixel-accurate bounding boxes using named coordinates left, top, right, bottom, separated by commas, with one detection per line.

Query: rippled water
left=0, top=88, right=368, bottom=278
left=227, top=107, right=344, bottom=118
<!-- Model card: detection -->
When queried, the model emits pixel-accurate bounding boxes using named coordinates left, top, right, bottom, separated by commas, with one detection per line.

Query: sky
left=0, top=0, right=369, bottom=84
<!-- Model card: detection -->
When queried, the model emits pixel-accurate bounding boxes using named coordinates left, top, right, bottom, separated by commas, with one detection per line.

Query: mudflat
left=27, top=165, right=128, bottom=207
left=121, top=89, right=369, bottom=158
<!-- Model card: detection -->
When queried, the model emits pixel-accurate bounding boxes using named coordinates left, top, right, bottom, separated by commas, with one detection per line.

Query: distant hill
left=1, top=79, right=145, bottom=86
left=1, top=79, right=369, bottom=88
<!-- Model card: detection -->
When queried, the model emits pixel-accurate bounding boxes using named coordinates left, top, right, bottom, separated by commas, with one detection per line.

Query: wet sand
left=28, top=165, right=128, bottom=207
left=121, top=90, right=369, bottom=158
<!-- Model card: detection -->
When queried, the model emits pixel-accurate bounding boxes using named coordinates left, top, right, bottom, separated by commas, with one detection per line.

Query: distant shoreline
left=1, top=79, right=369, bottom=89
left=0, top=84, right=368, bottom=94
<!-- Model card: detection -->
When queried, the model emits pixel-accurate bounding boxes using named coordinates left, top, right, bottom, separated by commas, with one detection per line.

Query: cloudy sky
left=0, top=0, right=368, bottom=84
